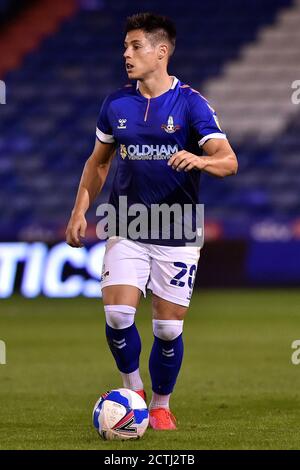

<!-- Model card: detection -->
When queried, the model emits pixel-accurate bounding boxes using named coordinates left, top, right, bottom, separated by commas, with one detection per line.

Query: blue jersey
left=96, top=77, right=226, bottom=246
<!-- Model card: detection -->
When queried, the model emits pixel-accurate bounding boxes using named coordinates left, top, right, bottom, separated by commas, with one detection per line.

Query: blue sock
left=106, top=323, right=141, bottom=374
left=149, top=334, right=184, bottom=395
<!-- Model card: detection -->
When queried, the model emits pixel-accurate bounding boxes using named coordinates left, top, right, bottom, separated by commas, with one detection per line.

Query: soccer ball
left=92, top=388, right=149, bottom=440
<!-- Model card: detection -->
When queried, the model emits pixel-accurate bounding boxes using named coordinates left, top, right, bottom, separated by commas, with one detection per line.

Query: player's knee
left=104, top=305, right=136, bottom=329
left=153, top=319, right=184, bottom=341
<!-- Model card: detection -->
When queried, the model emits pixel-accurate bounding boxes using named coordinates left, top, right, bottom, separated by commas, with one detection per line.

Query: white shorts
left=100, top=237, right=201, bottom=307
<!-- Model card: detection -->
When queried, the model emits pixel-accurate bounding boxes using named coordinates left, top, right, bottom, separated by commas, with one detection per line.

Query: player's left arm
left=168, top=138, right=238, bottom=177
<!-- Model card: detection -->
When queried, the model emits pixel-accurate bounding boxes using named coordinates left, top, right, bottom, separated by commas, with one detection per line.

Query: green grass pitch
left=0, top=290, right=300, bottom=450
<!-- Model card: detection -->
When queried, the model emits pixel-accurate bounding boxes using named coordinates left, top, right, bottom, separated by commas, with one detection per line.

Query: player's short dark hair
left=125, top=12, right=176, bottom=56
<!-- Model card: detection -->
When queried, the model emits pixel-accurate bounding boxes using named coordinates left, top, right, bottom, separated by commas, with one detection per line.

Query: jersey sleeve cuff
left=198, top=132, right=227, bottom=148
left=96, top=127, right=115, bottom=144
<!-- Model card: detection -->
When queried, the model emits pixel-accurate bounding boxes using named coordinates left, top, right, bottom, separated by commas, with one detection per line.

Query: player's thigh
left=148, top=244, right=200, bottom=313
left=101, top=237, right=150, bottom=306
left=102, top=285, right=141, bottom=308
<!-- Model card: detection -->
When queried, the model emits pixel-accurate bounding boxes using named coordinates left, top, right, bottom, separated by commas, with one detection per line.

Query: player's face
left=124, top=30, right=162, bottom=80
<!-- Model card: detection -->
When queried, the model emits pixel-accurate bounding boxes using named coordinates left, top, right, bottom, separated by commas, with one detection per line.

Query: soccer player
left=66, top=12, right=238, bottom=430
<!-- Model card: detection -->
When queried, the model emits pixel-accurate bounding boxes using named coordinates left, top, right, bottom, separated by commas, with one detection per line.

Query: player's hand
left=65, top=212, right=87, bottom=248
left=168, top=150, right=204, bottom=172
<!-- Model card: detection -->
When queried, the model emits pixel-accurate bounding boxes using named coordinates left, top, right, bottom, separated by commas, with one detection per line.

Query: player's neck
left=137, top=72, right=174, bottom=99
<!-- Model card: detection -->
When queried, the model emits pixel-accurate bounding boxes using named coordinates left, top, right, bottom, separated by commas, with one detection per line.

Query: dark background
left=0, top=0, right=300, bottom=294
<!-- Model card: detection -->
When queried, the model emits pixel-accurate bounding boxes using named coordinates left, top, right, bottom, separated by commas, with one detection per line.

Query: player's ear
left=158, top=44, right=168, bottom=60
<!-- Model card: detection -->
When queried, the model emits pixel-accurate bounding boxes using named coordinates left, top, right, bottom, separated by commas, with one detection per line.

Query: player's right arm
left=66, top=139, right=115, bottom=247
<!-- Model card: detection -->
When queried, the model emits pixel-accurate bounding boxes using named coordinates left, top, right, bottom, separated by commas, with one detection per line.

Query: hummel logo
left=162, top=347, right=175, bottom=358
left=113, top=338, right=126, bottom=349
left=118, top=119, right=127, bottom=129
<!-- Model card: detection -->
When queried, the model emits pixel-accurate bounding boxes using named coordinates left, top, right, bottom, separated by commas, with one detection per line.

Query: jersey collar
left=136, top=76, right=179, bottom=91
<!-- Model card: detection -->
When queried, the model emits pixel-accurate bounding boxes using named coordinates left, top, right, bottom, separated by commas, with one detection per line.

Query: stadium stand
left=0, top=0, right=298, bottom=241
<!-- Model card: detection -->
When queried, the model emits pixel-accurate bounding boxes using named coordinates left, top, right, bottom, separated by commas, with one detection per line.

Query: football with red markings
left=92, top=388, right=149, bottom=440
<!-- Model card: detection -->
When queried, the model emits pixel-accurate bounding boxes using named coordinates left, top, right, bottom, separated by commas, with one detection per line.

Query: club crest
left=161, top=116, right=180, bottom=134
